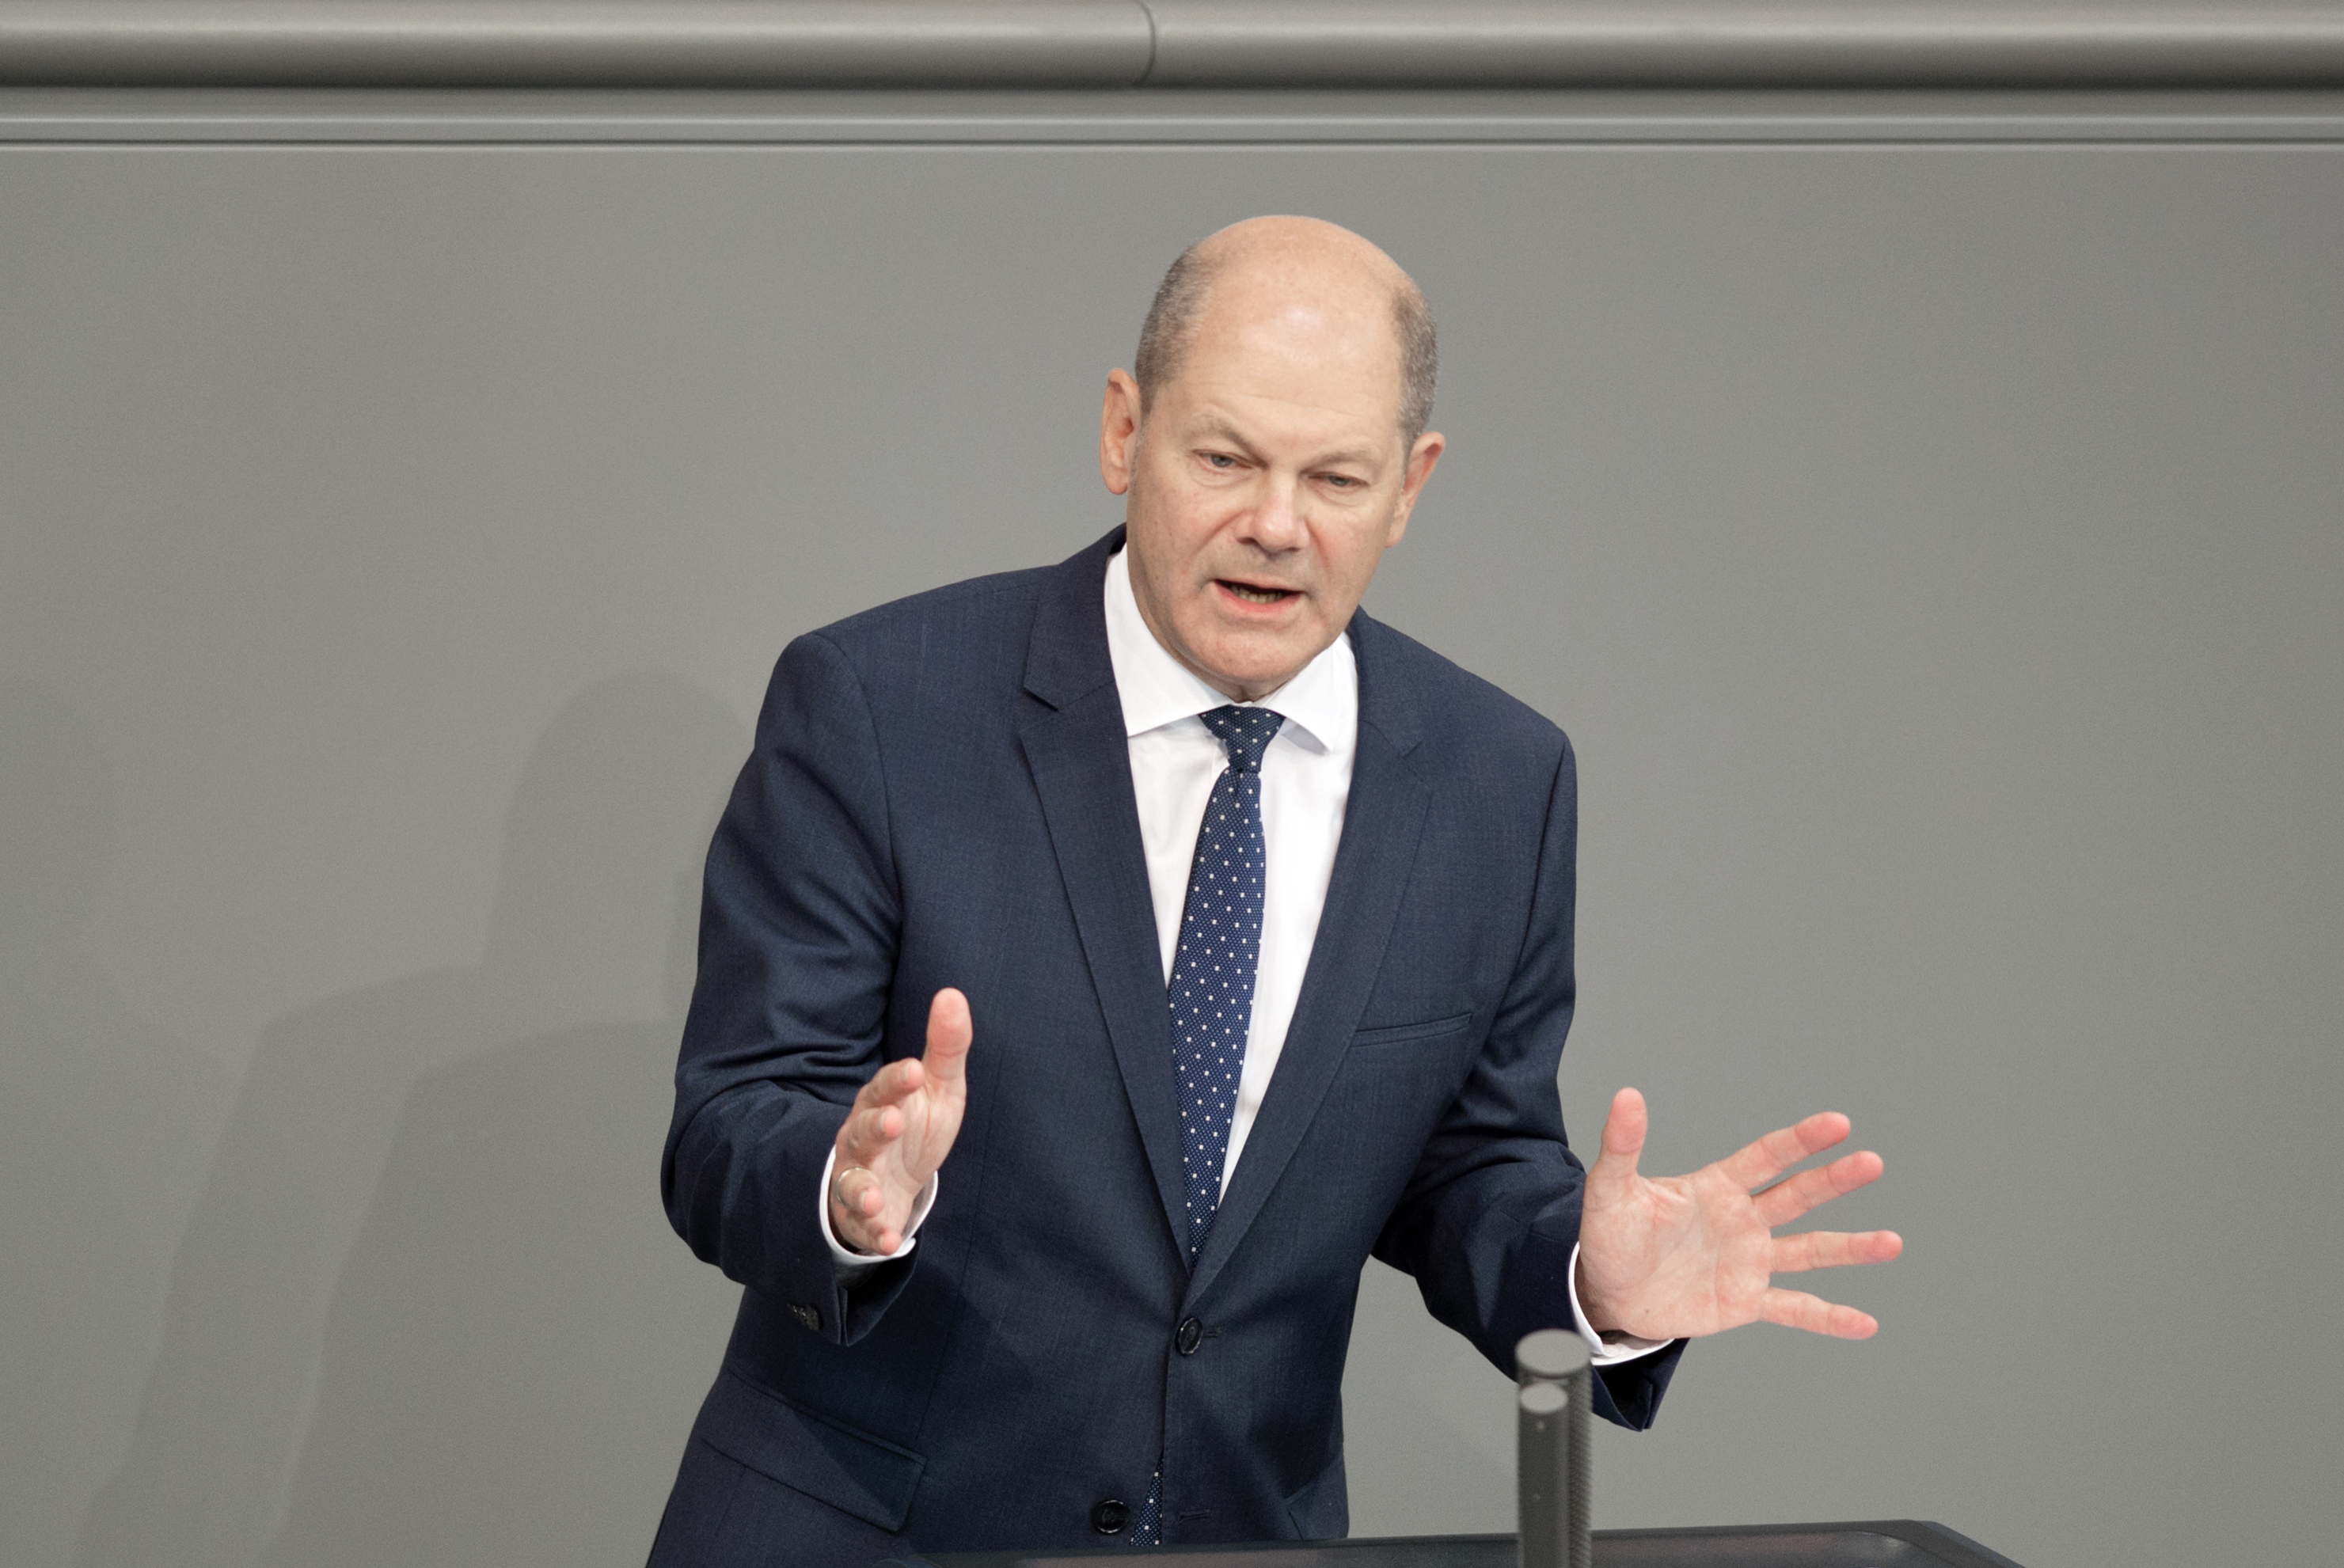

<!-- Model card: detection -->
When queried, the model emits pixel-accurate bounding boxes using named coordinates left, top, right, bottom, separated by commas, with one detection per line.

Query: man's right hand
left=830, top=988, right=972, bottom=1256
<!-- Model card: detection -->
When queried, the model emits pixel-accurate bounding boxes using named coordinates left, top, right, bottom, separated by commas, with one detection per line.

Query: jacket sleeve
left=1370, top=735, right=1687, bottom=1429
left=661, top=632, right=916, bottom=1346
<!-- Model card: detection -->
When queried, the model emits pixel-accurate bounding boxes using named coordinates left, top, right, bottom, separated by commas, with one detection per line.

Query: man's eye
left=1206, top=453, right=1237, bottom=469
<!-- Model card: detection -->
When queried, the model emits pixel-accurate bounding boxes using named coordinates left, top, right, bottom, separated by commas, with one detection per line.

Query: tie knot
left=1200, top=704, right=1284, bottom=774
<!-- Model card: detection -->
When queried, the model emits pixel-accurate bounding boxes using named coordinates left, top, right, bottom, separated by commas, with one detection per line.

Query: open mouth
left=1218, top=579, right=1297, bottom=606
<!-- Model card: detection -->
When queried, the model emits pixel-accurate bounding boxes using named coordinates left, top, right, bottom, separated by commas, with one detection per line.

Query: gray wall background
left=1, top=102, right=2338, bottom=1568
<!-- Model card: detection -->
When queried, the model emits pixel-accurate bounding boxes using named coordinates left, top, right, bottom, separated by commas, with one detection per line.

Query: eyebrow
left=1190, top=414, right=1381, bottom=471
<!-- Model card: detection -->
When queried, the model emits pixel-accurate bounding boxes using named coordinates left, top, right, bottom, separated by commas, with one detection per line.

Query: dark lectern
left=876, top=1335, right=2026, bottom=1568
left=878, top=1520, right=2025, bottom=1567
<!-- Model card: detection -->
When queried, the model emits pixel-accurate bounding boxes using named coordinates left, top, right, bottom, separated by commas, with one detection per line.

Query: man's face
left=1100, top=274, right=1443, bottom=703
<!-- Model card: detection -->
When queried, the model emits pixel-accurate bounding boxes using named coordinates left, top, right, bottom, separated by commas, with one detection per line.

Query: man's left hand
left=1574, top=1087, right=1903, bottom=1342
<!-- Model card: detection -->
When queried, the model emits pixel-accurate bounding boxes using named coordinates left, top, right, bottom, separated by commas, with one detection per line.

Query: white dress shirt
left=822, top=548, right=1659, bottom=1364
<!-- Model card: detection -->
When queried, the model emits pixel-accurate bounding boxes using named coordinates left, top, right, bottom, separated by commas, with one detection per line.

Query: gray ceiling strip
left=0, top=2, right=1155, bottom=88
left=1143, top=5, right=2344, bottom=89
left=1, top=2, right=2342, bottom=90
left=7, top=86, right=2344, bottom=142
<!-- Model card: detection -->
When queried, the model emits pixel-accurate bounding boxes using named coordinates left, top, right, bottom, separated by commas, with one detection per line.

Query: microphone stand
left=1515, top=1330, right=1592, bottom=1568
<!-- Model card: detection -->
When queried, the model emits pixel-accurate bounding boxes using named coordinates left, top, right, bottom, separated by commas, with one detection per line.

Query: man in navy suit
left=651, top=218, right=1901, bottom=1566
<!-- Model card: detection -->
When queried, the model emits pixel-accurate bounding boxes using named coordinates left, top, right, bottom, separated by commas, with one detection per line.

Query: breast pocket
left=1348, top=1012, right=1474, bottom=1050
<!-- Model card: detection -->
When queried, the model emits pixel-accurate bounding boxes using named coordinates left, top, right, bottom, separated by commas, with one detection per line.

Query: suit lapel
left=1186, top=611, right=1430, bottom=1307
left=1019, top=530, right=1192, bottom=1260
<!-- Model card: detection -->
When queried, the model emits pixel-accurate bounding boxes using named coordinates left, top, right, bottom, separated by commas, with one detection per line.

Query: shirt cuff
left=1567, top=1242, right=1670, bottom=1366
left=819, top=1143, right=937, bottom=1281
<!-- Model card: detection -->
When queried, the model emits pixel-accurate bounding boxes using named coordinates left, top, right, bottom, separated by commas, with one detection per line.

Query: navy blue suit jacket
left=652, top=530, right=1684, bottom=1566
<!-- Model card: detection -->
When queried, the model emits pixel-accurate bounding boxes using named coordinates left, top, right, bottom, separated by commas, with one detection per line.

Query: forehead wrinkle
left=1180, top=316, right=1407, bottom=445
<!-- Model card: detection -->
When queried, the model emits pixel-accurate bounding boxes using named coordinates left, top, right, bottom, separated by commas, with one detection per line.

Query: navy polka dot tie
left=1130, top=704, right=1282, bottom=1548
left=1169, top=704, right=1284, bottom=1263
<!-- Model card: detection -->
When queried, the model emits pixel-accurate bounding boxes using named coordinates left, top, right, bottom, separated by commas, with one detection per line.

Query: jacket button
left=1090, top=1498, right=1130, bottom=1535
left=1175, top=1316, right=1204, bottom=1356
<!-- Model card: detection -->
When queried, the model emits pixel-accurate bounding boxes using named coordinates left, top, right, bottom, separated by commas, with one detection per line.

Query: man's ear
left=1100, top=369, right=1144, bottom=496
left=1385, top=431, right=1446, bottom=546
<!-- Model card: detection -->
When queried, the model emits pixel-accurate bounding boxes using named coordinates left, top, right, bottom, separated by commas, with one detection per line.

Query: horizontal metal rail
left=2, top=2, right=2343, bottom=90
left=1148, top=5, right=2344, bottom=89
left=9, top=85, right=2344, bottom=144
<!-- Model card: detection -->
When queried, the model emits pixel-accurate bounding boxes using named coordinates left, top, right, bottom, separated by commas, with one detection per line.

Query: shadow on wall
left=77, top=671, right=749, bottom=1568
left=0, top=685, right=236, bottom=1568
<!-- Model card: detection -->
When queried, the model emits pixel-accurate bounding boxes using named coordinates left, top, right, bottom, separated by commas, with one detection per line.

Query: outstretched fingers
left=1759, top=1287, right=1879, bottom=1340
left=1716, top=1111, right=1852, bottom=1190
left=1770, top=1228, right=1904, bottom=1274
left=1754, top=1147, right=1886, bottom=1227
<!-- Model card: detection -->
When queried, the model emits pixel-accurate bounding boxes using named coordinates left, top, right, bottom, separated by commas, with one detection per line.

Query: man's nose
left=1246, top=476, right=1306, bottom=551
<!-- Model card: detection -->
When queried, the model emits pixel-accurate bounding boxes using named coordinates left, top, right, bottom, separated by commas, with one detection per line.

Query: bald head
left=1134, top=217, right=1438, bottom=449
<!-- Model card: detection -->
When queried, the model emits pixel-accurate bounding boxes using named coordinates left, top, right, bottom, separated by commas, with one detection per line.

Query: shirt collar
left=1103, top=545, right=1357, bottom=756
